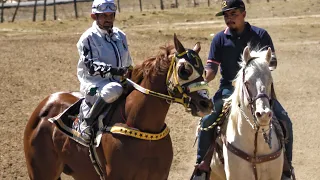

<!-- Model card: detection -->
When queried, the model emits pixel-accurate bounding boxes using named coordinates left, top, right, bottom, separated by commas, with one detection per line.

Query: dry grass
left=0, top=0, right=320, bottom=179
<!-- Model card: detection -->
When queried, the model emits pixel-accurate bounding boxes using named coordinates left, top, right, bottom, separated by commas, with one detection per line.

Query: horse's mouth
left=189, top=98, right=213, bottom=117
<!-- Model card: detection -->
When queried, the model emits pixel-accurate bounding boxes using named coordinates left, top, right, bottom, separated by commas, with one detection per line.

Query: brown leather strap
left=224, top=140, right=282, bottom=164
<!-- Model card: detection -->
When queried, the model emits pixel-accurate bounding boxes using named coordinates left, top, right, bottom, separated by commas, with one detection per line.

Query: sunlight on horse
left=210, top=46, right=284, bottom=180
left=24, top=34, right=213, bottom=180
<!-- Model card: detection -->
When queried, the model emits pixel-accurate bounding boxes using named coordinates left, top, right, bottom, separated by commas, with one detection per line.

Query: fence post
left=193, top=0, right=196, bottom=7
left=208, top=0, right=210, bottom=7
left=139, top=0, right=142, bottom=11
left=73, top=0, right=78, bottom=18
left=43, top=0, right=47, bottom=21
left=160, top=0, right=164, bottom=10
left=53, top=0, right=57, bottom=20
left=12, top=0, right=21, bottom=22
left=117, top=0, right=120, bottom=13
left=1, top=0, right=5, bottom=23
left=33, top=0, right=37, bottom=21
left=175, top=0, right=178, bottom=8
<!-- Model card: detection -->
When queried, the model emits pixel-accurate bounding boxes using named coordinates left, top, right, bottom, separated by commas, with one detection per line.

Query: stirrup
left=190, top=163, right=210, bottom=180
left=80, top=126, right=93, bottom=143
left=282, top=166, right=296, bottom=180
left=290, top=166, right=296, bottom=180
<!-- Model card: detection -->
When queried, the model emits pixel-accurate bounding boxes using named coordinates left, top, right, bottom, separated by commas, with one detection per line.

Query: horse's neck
left=226, top=107, right=280, bottom=156
left=125, top=75, right=170, bottom=133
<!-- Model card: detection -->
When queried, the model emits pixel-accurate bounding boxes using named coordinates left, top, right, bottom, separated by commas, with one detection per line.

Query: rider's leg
left=196, top=86, right=234, bottom=165
left=196, top=98, right=223, bottom=165
left=80, top=82, right=123, bottom=141
left=272, top=99, right=293, bottom=176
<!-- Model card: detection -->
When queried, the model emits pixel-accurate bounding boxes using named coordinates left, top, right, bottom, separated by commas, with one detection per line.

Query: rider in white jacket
left=77, top=0, right=132, bottom=142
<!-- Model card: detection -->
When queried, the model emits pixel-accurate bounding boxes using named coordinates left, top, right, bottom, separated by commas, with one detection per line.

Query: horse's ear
left=174, top=33, right=186, bottom=54
left=243, top=46, right=251, bottom=64
left=266, top=47, right=272, bottom=63
left=193, top=42, right=201, bottom=54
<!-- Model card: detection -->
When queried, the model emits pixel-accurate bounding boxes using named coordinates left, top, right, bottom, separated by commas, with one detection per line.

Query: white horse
left=210, top=46, right=285, bottom=180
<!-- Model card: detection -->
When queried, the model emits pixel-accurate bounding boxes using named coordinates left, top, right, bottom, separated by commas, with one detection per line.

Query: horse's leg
left=24, top=119, right=64, bottom=180
left=24, top=94, right=63, bottom=180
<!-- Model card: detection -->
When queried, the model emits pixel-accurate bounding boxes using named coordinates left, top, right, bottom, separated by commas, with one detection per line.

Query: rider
left=77, top=0, right=133, bottom=142
left=194, top=0, right=293, bottom=178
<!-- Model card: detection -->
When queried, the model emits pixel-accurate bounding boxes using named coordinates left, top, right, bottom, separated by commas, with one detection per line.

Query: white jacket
left=77, top=21, right=132, bottom=95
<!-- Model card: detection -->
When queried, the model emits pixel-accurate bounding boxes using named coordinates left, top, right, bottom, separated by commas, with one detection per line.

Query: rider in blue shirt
left=194, top=0, right=293, bottom=179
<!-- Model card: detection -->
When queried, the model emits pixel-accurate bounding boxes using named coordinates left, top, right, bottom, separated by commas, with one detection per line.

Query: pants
left=196, top=85, right=234, bottom=164
left=272, top=99, right=293, bottom=165
left=80, top=82, right=123, bottom=118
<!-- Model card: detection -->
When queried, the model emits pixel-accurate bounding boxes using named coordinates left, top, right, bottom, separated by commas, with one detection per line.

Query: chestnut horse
left=24, top=35, right=213, bottom=180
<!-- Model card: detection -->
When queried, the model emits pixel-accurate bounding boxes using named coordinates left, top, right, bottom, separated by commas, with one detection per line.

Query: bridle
left=166, top=50, right=209, bottom=110
left=241, top=57, right=272, bottom=130
left=125, top=50, right=209, bottom=111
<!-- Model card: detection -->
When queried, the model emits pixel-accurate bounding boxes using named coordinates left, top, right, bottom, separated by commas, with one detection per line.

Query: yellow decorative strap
left=125, top=78, right=183, bottom=104
left=109, top=125, right=170, bottom=141
left=166, top=56, right=176, bottom=86
left=176, top=51, right=187, bottom=57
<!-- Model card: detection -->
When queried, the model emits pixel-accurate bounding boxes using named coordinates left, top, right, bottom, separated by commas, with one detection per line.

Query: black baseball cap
left=215, top=0, right=246, bottom=16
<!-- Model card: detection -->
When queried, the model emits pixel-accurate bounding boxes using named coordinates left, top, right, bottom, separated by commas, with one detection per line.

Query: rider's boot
left=80, top=97, right=109, bottom=142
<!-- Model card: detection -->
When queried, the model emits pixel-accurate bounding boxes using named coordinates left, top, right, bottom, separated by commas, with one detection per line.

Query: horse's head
left=240, top=46, right=274, bottom=126
left=230, top=46, right=273, bottom=127
left=166, top=34, right=213, bottom=117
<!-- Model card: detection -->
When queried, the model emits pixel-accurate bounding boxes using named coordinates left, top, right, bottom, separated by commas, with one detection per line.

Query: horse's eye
left=178, top=63, right=193, bottom=80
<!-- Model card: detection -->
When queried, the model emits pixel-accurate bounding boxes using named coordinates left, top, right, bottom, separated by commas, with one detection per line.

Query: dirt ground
left=0, top=0, right=319, bottom=179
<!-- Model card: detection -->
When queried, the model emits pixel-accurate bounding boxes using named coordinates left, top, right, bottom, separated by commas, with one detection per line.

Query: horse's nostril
left=199, top=100, right=209, bottom=109
left=256, top=112, right=262, bottom=118
left=256, top=111, right=272, bottom=119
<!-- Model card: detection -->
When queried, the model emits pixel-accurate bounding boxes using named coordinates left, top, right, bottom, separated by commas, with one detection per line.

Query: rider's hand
left=204, top=69, right=216, bottom=83
left=123, top=66, right=133, bottom=79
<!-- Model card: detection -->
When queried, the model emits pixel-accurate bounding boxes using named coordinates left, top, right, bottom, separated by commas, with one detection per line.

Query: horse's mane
left=131, top=44, right=175, bottom=83
left=225, top=49, right=271, bottom=121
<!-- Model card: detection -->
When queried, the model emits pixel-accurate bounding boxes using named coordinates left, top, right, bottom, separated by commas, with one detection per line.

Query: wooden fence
left=0, top=0, right=284, bottom=23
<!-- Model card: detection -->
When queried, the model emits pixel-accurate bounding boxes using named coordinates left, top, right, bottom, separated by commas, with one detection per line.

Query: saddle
left=49, top=80, right=135, bottom=147
left=48, top=97, right=121, bottom=147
